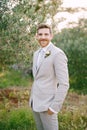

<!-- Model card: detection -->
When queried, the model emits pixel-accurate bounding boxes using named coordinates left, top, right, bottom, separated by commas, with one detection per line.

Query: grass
left=59, top=107, right=87, bottom=130
left=0, top=103, right=87, bottom=130
left=0, top=107, right=37, bottom=130
left=0, top=90, right=87, bottom=130
left=0, top=69, right=33, bottom=88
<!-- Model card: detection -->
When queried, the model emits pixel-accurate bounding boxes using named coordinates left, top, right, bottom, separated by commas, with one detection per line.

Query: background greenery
left=0, top=104, right=87, bottom=130
left=0, top=0, right=87, bottom=93
left=0, top=0, right=87, bottom=129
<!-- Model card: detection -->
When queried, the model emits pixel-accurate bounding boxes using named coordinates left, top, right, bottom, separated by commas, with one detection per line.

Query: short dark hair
left=37, top=23, right=52, bottom=34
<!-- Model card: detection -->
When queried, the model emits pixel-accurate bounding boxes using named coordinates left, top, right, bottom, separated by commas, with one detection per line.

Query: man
left=29, top=23, right=69, bottom=130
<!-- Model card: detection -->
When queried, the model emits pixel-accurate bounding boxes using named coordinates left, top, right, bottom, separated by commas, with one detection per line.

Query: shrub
left=59, top=106, right=87, bottom=130
left=0, top=108, right=36, bottom=130
left=0, top=106, right=87, bottom=130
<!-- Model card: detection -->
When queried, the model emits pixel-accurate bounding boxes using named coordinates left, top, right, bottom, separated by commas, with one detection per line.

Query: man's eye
left=38, top=34, right=42, bottom=36
left=45, top=33, right=49, bottom=36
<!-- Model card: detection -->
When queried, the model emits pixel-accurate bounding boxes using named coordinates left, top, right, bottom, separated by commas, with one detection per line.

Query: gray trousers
left=33, top=110, right=58, bottom=130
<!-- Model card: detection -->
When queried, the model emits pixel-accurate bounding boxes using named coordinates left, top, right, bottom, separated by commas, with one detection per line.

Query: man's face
left=36, top=28, right=53, bottom=47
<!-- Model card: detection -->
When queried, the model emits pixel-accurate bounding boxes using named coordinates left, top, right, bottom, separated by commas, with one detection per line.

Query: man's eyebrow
left=38, top=33, right=49, bottom=35
left=44, top=33, right=49, bottom=35
left=38, top=33, right=42, bottom=35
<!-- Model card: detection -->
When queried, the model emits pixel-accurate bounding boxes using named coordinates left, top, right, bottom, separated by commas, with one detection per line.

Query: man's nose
left=41, top=35, right=45, bottom=38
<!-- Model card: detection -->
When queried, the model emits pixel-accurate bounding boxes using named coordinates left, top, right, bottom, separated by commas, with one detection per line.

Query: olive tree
left=0, top=0, right=62, bottom=71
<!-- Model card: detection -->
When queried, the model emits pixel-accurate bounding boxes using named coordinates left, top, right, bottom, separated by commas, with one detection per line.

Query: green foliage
left=0, top=108, right=36, bottom=130
left=59, top=108, right=87, bottom=130
left=0, top=69, right=33, bottom=88
left=7, top=108, right=36, bottom=130
left=0, top=0, right=61, bottom=69
left=0, top=107, right=87, bottom=130
left=53, top=19, right=87, bottom=94
left=0, top=0, right=87, bottom=94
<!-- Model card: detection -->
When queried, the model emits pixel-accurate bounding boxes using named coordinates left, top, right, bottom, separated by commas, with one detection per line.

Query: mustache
left=40, top=39, right=47, bottom=41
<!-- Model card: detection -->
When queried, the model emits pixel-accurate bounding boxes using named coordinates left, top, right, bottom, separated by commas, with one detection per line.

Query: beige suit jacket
left=29, top=43, right=69, bottom=113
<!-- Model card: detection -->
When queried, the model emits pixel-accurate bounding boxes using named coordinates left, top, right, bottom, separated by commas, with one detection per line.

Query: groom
left=29, top=23, right=69, bottom=130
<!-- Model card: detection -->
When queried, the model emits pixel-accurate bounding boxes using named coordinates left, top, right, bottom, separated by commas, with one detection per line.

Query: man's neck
left=42, top=42, right=52, bottom=52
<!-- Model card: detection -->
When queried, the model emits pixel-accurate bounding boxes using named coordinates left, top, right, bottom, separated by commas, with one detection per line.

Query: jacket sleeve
left=50, top=50, right=69, bottom=113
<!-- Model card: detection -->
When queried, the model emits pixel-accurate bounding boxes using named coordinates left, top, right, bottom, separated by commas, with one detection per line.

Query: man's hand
left=47, top=108, right=54, bottom=115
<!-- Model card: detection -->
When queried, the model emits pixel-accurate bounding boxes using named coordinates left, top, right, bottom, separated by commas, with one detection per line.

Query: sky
left=52, top=0, right=87, bottom=31
left=62, top=0, right=87, bottom=8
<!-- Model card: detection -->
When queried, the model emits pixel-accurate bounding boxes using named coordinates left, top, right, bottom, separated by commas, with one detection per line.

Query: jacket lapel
left=34, top=43, right=53, bottom=77
left=33, top=51, right=39, bottom=77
